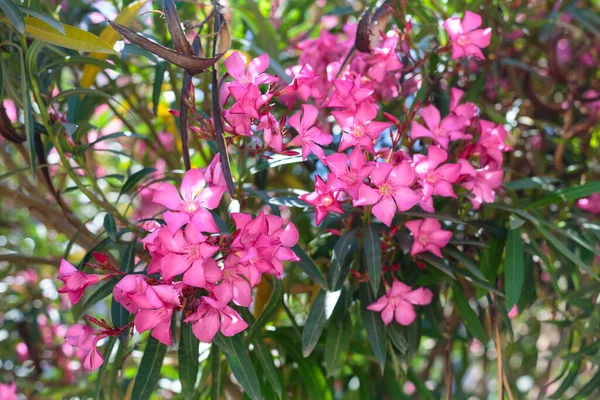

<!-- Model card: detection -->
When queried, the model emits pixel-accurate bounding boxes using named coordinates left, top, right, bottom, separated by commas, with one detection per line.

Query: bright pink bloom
left=224, top=52, right=276, bottom=86
left=354, top=161, right=422, bottom=226
left=288, top=104, right=332, bottom=160
left=133, top=284, right=182, bottom=346
left=201, top=154, right=228, bottom=199
left=324, top=147, right=375, bottom=199
left=367, top=33, right=403, bottom=82
left=57, top=259, right=102, bottom=304
left=333, top=101, right=391, bottom=154
left=405, top=218, right=453, bottom=258
left=212, top=257, right=254, bottom=307
left=299, top=174, right=344, bottom=226
left=508, top=305, right=519, bottom=319
left=577, top=193, right=600, bottom=215
left=155, top=224, right=220, bottom=283
left=185, top=296, right=248, bottom=343
left=449, top=88, right=477, bottom=120
left=0, top=382, right=17, bottom=400
left=152, top=168, right=221, bottom=234
left=443, top=11, right=492, bottom=60
left=412, top=146, right=461, bottom=201
left=113, top=274, right=149, bottom=314
left=459, top=160, right=504, bottom=209
left=285, top=64, right=323, bottom=101
left=367, top=280, right=433, bottom=325
left=477, top=120, right=511, bottom=168
left=258, top=113, right=283, bottom=152
left=411, top=105, right=471, bottom=149
left=327, top=77, right=375, bottom=112
left=65, top=324, right=106, bottom=371
left=228, top=84, right=272, bottom=120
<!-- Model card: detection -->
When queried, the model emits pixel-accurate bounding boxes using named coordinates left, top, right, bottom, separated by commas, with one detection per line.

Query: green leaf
left=251, top=335, right=283, bottom=398
left=94, top=336, right=117, bottom=400
left=480, top=233, right=506, bottom=284
left=111, top=298, right=130, bottom=331
left=210, top=345, right=222, bottom=400
left=527, top=181, right=600, bottom=209
left=421, top=253, right=457, bottom=280
left=215, top=334, right=262, bottom=400
left=153, top=61, right=168, bottom=115
left=119, top=167, right=157, bottom=198
left=302, top=288, right=341, bottom=357
left=572, top=369, right=600, bottom=398
left=324, top=289, right=352, bottom=377
left=505, top=228, right=525, bottom=310
left=19, top=6, right=65, bottom=34
left=452, top=284, right=487, bottom=343
left=245, top=276, right=283, bottom=340
left=386, top=324, right=408, bottom=354
left=131, top=336, right=168, bottom=400
left=327, top=229, right=358, bottom=291
left=0, top=0, right=25, bottom=34
left=51, top=88, right=112, bottom=104
left=22, top=17, right=117, bottom=54
left=20, top=46, right=35, bottom=174
left=77, top=278, right=117, bottom=319
left=364, top=226, right=382, bottom=294
left=103, top=213, right=117, bottom=241
left=269, top=333, right=332, bottom=400
left=291, top=244, right=326, bottom=287
left=120, top=240, right=136, bottom=273
left=179, top=323, right=199, bottom=399
left=549, top=362, right=580, bottom=399
left=360, top=283, right=387, bottom=372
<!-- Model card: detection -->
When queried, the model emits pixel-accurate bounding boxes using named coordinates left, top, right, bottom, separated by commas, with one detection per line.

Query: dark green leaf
left=94, top=336, right=117, bottom=400
left=505, top=228, right=525, bottom=310
left=179, top=323, right=199, bottom=399
left=131, top=336, right=168, bottom=400
left=103, top=213, right=117, bottom=241
left=549, top=362, right=580, bottom=399
left=360, top=283, right=387, bottom=372
left=252, top=335, right=283, bottom=398
left=527, top=181, right=600, bottom=209
left=324, top=311, right=352, bottom=377
left=364, top=226, right=382, bottom=294
left=77, top=278, right=117, bottom=319
left=245, top=277, right=283, bottom=340
left=0, top=0, right=25, bottom=33
left=210, top=345, right=221, bottom=400
left=19, top=6, right=65, bottom=34
left=51, top=88, right=112, bottom=104
left=386, top=324, right=408, bottom=354
left=20, top=47, right=35, bottom=174
left=153, top=61, right=168, bottom=115
left=119, top=167, right=157, bottom=198
left=327, top=229, right=358, bottom=291
left=302, top=288, right=341, bottom=357
left=216, top=334, right=262, bottom=400
left=452, top=284, right=487, bottom=343
left=572, top=368, right=600, bottom=398
left=291, top=244, right=326, bottom=287
left=120, top=241, right=136, bottom=273
left=421, top=253, right=457, bottom=280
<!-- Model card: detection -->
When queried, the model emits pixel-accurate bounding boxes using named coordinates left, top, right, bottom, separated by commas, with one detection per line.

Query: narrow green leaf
left=572, top=368, right=600, bottom=398
left=386, top=324, right=408, bottom=354
left=120, top=241, right=136, bottom=273
left=119, top=167, right=157, bottom=198
left=549, top=362, right=580, bottom=399
left=0, top=0, right=25, bottom=33
left=452, top=284, right=487, bottom=343
left=94, top=336, right=117, bottom=400
left=210, top=345, right=222, bottom=400
left=252, top=335, right=283, bottom=398
left=480, top=233, right=506, bottom=284
left=20, top=47, right=36, bottom=174
left=327, top=229, right=358, bottom=291
left=364, top=226, right=382, bottom=294
left=52, top=88, right=111, bottom=104
left=216, top=335, right=262, bottom=400
left=153, top=61, right=168, bottom=115
left=505, top=228, right=525, bottom=310
left=245, top=276, right=283, bottom=340
left=111, top=298, right=130, bottom=330
left=528, top=181, right=600, bottom=209
left=421, top=253, right=457, bottom=280
left=291, top=244, right=326, bottom=287
left=103, top=213, right=117, bottom=241
left=179, top=323, right=199, bottom=399
left=19, top=6, right=65, bottom=34
left=77, top=278, right=117, bottom=319
left=302, top=288, right=341, bottom=357
left=131, top=336, right=168, bottom=400
left=360, top=283, right=387, bottom=372
left=324, top=312, right=352, bottom=377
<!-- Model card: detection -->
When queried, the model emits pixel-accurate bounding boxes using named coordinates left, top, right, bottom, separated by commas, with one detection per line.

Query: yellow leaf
left=81, top=0, right=148, bottom=88
left=21, top=17, right=116, bottom=55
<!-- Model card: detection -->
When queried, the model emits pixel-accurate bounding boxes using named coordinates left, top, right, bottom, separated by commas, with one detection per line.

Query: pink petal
left=59, top=259, right=77, bottom=276
left=390, top=280, right=413, bottom=296
left=410, top=121, right=434, bottom=141
left=367, top=296, right=389, bottom=312
left=381, top=305, right=394, bottom=325
left=443, top=17, right=462, bottom=39
left=163, top=211, right=190, bottom=234
left=404, top=287, right=433, bottom=305
left=152, top=183, right=181, bottom=210
left=372, top=196, right=397, bottom=226
left=419, top=106, right=441, bottom=132
left=391, top=187, right=421, bottom=212
left=212, top=281, right=234, bottom=304
left=220, top=307, right=248, bottom=336
left=354, top=184, right=381, bottom=206
left=191, top=209, right=219, bottom=233
left=180, top=169, right=206, bottom=202
left=301, top=104, right=319, bottom=129
left=248, top=53, right=269, bottom=76
left=191, top=311, right=220, bottom=343
left=182, top=258, right=208, bottom=288
left=394, top=300, right=417, bottom=325
left=461, top=11, right=482, bottom=33
left=224, top=52, right=246, bottom=81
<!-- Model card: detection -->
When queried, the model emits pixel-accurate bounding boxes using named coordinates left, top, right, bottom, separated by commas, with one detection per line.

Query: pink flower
left=258, top=113, right=283, bottom=152
left=299, top=174, right=344, bottom=226
left=285, top=64, right=323, bottom=101
left=200, top=154, right=228, bottom=199
left=65, top=324, right=106, bottom=371
left=354, top=161, right=422, bottom=226
left=405, top=218, right=453, bottom=258
left=459, top=160, right=504, bottom=209
left=224, top=52, right=276, bottom=86
left=57, top=260, right=102, bottom=304
left=449, top=88, right=477, bottom=120
left=327, top=77, right=375, bottom=112
left=228, top=84, right=272, bottom=120
left=212, top=256, right=254, bottom=307
left=113, top=274, right=149, bottom=314
left=411, top=105, right=471, bottom=149
left=412, top=146, right=461, bottom=201
left=367, top=280, right=433, bottom=325
left=477, top=120, right=511, bottom=168
left=288, top=104, right=332, bottom=160
left=443, top=11, right=492, bottom=60
left=367, top=33, right=403, bottom=82
left=154, top=224, right=220, bottom=283
left=0, top=382, right=17, bottom=400
left=152, top=168, right=221, bottom=234
left=333, top=101, right=391, bottom=154
left=185, top=296, right=248, bottom=343
left=324, top=146, right=375, bottom=199
left=577, top=193, right=600, bottom=215
left=508, top=305, right=519, bottom=319
left=133, top=284, right=182, bottom=346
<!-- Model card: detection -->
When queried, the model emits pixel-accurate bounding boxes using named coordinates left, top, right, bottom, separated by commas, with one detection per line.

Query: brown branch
left=0, top=254, right=61, bottom=266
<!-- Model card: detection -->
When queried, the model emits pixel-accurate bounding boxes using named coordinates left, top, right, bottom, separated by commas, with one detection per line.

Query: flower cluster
left=59, top=155, right=299, bottom=371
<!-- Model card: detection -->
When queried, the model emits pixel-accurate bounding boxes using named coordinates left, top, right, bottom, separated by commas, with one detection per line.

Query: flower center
left=379, top=183, right=392, bottom=196
left=322, top=194, right=334, bottom=207
left=182, top=200, right=199, bottom=213
left=418, top=233, right=429, bottom=245
left=186, top=244, right=202, bottom=260
left=456, top=35, right=469, bottom=47
left=352, top=126, right=365, bottom=138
